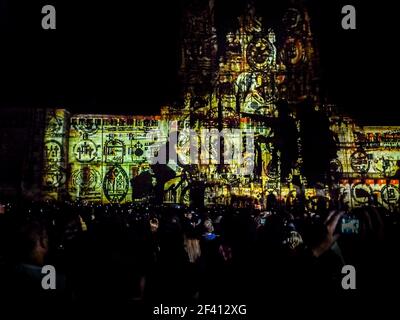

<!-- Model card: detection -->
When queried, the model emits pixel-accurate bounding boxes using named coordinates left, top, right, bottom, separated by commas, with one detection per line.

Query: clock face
left=381, top=184, right=400, bottom=205
left=351, top=183, right=372, bottom=204
left=73, top=139, right=98, bottom=163
left=246, top=37, right=274, bottom=72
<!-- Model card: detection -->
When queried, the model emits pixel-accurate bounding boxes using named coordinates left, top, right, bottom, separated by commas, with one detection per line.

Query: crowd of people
left=0, top=198, right=399, bottom=316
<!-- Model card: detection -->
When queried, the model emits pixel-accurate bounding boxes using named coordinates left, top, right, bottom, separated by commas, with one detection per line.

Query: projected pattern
left=42, top=109, right=69, bottom=201
left=40, top=4, right=400, bottom=210
left=39, top=4, right=318, bottom=205
left=331, top=119, right=400, bottom=210
left=68, top=116, right=164, bottom=203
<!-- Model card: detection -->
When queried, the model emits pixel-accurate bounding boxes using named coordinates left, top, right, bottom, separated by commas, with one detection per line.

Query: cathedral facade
left=36, top=1, right=400, bottom=210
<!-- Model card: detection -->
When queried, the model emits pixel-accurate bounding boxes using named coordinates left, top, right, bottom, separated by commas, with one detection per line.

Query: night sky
left=0, top=0, right=397, bottom=124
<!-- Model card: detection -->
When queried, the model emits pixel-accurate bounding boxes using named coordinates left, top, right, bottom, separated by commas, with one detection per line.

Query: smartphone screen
left=341, top=215, right=360, bottom=235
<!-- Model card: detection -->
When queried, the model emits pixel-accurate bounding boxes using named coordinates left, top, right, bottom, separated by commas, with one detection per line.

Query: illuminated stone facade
left=330, top=114, right=400, bottom=210
left=39, top=1, right=400, bottom=210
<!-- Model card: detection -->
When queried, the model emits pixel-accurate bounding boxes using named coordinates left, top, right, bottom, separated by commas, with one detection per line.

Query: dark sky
left=0, top=0, right=397, bottom=124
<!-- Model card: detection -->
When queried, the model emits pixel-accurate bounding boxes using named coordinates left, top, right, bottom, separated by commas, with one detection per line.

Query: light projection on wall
left=331, top=122, right=400, bottom=210
left=67, top=115, right=165, bottom=203
left=39, top=4, right=313, bottom=206
left=42, top=109, right=69, bottom=201
left=39, top=4, right=400, bottom=210
left=61, top=114, right=265, bottom=205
